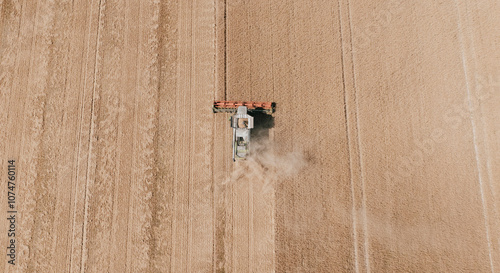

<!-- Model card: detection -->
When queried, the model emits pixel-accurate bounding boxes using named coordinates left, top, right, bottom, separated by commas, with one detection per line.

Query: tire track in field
left=454, top=1, right=494, bottom=269
left=68, top=0, right=102, bottom=271
left=46, top=1, right=93, bottom=270
left=455, top=1, right=500, bottom=269
left=338, top=0, right=369, bottom=271
left=82, top=0, right=125, bottom=271
left=464, top=1, right=500, bottom=268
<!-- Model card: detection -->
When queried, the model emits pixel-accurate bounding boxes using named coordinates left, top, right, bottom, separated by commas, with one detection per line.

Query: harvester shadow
left=251, top=111, right=275, bottom=142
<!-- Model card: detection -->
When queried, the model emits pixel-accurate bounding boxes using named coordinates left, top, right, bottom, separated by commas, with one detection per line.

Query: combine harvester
left=213, top=101, right=275, bottom=161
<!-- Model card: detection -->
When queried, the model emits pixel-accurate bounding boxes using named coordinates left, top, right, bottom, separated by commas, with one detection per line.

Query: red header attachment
left=213, top=101, right=275, bottom=114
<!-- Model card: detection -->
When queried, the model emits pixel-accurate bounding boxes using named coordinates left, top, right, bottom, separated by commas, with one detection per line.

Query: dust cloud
left=223, top=137, right=307, bottom=193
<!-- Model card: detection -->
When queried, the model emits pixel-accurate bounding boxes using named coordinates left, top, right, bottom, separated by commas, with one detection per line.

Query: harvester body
left=231, top=106, right=254, bottom=161
left=213, top=101, right=274, bottom=161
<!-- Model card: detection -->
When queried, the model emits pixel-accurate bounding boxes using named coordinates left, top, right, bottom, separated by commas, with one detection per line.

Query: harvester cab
left=213, top=101, right=275, bottom=161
